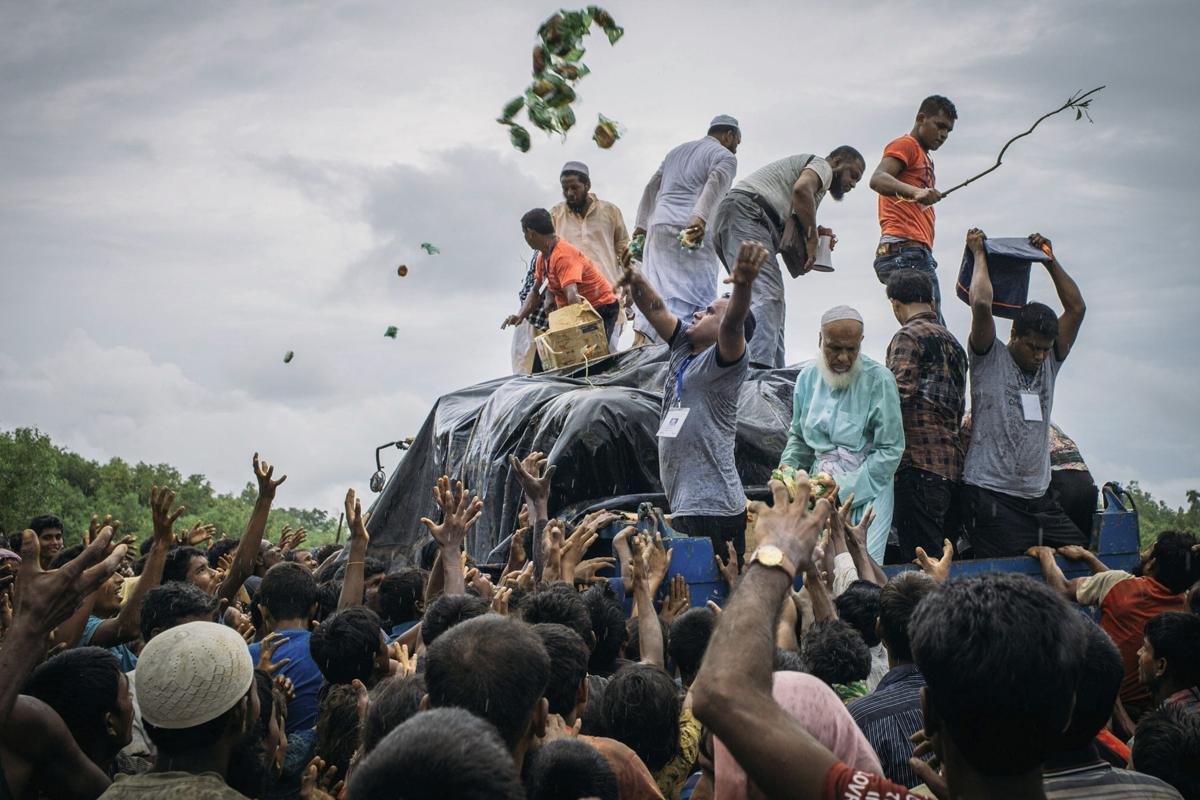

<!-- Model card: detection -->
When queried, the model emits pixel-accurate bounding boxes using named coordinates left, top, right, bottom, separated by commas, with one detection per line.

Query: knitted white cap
left=820, top=305, right=864, bottom=327
left=709, top=114, right=739, bottom=130
left=134, top=621, right=254, bottom=729
left=561, top=161, right=590, bottom=178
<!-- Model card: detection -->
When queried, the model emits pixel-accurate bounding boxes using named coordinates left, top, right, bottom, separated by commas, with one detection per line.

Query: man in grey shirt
left=711, top=147, right=865, bottom=368
left=962, top=227, right=1088, bottom=557
left=619, top=238, right=770, bottom=562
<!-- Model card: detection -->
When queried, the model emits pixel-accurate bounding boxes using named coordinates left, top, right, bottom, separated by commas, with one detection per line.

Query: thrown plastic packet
left=420, top=243, right=440, bottom=255
left=628, top=232, right=646, bottom=260
left=384, top=326, right=398, bottom=339
left=283, top=351, right=294, bottom=364
left=676, top=228, right=703, bottom=253
left=397, top=265, right=409, bottom=277
left=593, top=113, right=621, bottom=149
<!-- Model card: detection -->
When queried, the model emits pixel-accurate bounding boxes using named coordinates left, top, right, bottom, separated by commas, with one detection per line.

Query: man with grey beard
left=779, top=306, right=905, bottom=561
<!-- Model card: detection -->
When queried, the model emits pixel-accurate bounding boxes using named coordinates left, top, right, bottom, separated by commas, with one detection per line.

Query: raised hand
left=541, top=519, right=567, bottom=582
left=151, top=487, right=187, bottom=548
left=714, top=541, right=741, bottom=591
left=13, top=528, right=128, bottom=636
left=253, top=452, right=288, bottom=501
left=913, top=539, right=955, bottom=583
left=505, top=527, right=528, bottom=575
left=256, top=632, right=292, bottom=675
left=419, top=476, right=484, bottom=552
left=746, top=472, right=832, bottom=574
left=300, top=757, right=343, bottom=800
left=274, top=674, right=296, bottom=704
left=561, top=512, right=613, bottom=580
left=574, top=556, right=616, bottom=585
left=465, top=567, right=495, bottom=600
left=388, top=642, right=419, bottom=677
left=1055, top=544, right=1088, bottom=561
left=659, top=574, right=690, bottom=624
left=641, top=531, right=673, bottom=595
left=723, top=240, right=771, bottom=286
left=966, top=227, right=987, bottom=255
left=86, top=515, right=120, bottom=546
left=508, top=451, right=556, bottom=506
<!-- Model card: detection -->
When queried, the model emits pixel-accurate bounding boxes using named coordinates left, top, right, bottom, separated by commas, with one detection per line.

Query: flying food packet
left=593, top=114, right=621, bottom=149
left=384, top=326, right=398, bottom=339
left=499, top=96, right=524, bottom=123
left=507, top=123, right=531, bottom=152
left=420, top=243, right=440, bottom=255
left=283, top=351, right=294, bottom=364
left=628, top=232, right=646, bottom=260
left=397, top=265, right=409, bottom=277
left=676, top=229, right=703, bottom=252
left=587, top=6, right=624, bottom=43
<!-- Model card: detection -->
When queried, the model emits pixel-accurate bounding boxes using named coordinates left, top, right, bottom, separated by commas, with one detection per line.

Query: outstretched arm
left=717, top=241, right=770, bottom=363
left=691, top=477, right=838, bottom=799
left=338, top=489, right=370, bottom=610
left=617, top=260, right=680, bottom=342
left=1031, top=233, right=1085, bottom=361
left=1027, top=545, right=1085, bottom=603
left=219, top=453, right=285, bottom=605
left=966, top=228, right=996, bottom=355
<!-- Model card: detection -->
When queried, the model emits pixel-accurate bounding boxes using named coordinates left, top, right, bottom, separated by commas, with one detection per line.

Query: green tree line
left=0, top=428, right=342, bottom=548
left=1125, top=481, right=1200, bottom=549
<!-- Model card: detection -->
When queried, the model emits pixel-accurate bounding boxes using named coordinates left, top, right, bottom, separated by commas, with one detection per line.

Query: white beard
left=818, top=351, right=862, bottom=391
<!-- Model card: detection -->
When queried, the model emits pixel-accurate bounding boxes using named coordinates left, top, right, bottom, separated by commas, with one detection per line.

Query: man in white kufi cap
left=99, top=621, right=258, bottom=799
left=778, top=306, right=904, bottom=561
left=629, top=114, right=741, bottom=345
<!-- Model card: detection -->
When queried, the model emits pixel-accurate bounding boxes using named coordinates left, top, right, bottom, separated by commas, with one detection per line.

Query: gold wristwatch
left=747, top=544, right=797, bottom=582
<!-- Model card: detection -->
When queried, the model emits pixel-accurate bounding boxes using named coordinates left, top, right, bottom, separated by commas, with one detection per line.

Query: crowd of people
left=3, top=95, right=1199, bottom=800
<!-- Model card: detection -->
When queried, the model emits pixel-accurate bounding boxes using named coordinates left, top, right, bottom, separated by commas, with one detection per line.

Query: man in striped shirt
left=848, top=572, right=936, bottom=787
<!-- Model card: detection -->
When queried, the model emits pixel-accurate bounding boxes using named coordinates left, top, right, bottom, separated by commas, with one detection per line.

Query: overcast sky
left=2, top=0, right=1198, bottom=517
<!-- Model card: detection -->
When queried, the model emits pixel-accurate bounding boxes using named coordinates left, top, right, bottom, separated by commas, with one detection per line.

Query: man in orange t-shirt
left=869, top=95, right=957, bottom=320
left=502, top=208, right=620, bottom=349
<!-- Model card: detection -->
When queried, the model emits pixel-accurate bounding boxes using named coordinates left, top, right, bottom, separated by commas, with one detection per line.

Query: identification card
left=657, top=407, right=691, bottom=438
left=539, top=278, right=549, bottom=293
left=1020, top=392, right=1043, bottom=422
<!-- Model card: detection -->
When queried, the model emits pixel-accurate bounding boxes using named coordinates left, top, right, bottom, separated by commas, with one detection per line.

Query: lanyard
left=675, top=355, right=697, bottom=407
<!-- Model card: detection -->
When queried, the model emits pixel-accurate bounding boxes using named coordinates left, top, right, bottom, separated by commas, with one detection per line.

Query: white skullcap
left=561, top=161, right=589, bottom=178
left=134, top=620, right=254, bottom=730
left=821, top=305, right=864, bottom=327
left=709, top=114, right=739, bottom=130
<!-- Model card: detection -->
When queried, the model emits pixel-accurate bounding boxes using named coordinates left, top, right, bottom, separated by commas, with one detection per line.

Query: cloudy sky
left=2, top=0, right=1198, bottom=516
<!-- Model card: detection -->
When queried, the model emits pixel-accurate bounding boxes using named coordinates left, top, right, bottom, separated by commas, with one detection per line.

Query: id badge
left=657, top=407, right=691, bottom=438
left=1020, top=392, right=1043, bottom=422
left=539, top=278, right=550, bottom=294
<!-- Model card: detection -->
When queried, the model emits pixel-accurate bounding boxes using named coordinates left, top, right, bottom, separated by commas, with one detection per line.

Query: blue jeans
left=873, top=245, right=943, bottom=324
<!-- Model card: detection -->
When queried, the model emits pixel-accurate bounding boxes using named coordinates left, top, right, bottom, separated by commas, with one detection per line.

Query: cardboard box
left=535, top=300, right=610, bottom=370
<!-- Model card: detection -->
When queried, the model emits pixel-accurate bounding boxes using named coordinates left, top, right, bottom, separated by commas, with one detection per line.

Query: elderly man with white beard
left=778, top=306, right=905, bottom=561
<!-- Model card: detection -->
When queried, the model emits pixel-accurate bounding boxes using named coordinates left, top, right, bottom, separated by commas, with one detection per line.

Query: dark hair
left=827, top=145, right=865, bottom=166
left=601, top=664, right=680, bottom=771
left=1188, top=580, right=1200, bottom=615
left=878, top=572, right=936, bottom=663
left=315, top=684, right=362, bottom=779
left=775, top=648, right=805, bottom=672
left=707, top=124, right=738, bottom=137
left=1012, top=301, right=1059, bottom=340
left=560, top=169, right=590, bottom=186
left=521, top=208, right=556, bottom=236
left=315, top=580, right=342, bottom=622
left=910, top=573, right=1086, bottom=776
left=1132, top=703, right=1200, bottom=797
left=139, top=581, right=217, bottom=641
left=886, top=269, right=935, bottom=305
left=378, top=568, right=427, bottom=625
left=23, top=647, right=123, bottom=747
left=801, top=619, right=870, bottom=686
left=421, top=593, right=490, bottom=646
left=835, top=580, right=883, bottom=648
left=333, top=556, right=388, bottom=583
left=227, top=670, right=280, bottom=799
left=582, top=583, right=627, bottom=676
left=163, top=546, right=207, bottom=584
left=139, top=537, right=155, bottom=556
left=346, top=707, right=524, bottom=800
left=534, top=623, right=590, bottom=717
left=256, top=562, right=318, bottom=622
left=309, top=607, right=385, bottom=685
left=50, top=544, right=85, bottom=569
left=418, top=539, right=440, bottom=571
left=1150, top=530, right=1200, bottom=594
left=1145, top=611, right=1200, bottom=689
left=313, top=543, right=341, bottom=565
left=668, top=608, right=715, bottom=686
left=207, top=537, right=240, bottom=568
left=918, top=95, right=958, bottom=120
left=360, top=674, right=427, bottom=756
left=425, top=615, right=551, bottom=751
left=520, top=583, right=593, bottom=645
left=144, top=707, right=240, bottom=754
left=1056, top=622, right=1125, bottom=752
left=526, top=738, right=619, bottom=800
left=29, top=514, right=63, bottom=535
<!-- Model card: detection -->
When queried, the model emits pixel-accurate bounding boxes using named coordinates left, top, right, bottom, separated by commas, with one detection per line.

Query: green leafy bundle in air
left=498, top=6, right=623, bottom=152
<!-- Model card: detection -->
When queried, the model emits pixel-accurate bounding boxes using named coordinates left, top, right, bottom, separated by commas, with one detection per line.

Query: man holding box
left=503, top=208, right=620, bottom=346
left=962, top=227, right=1088, bottom=557
left=618, top=239, right=769, bottom=563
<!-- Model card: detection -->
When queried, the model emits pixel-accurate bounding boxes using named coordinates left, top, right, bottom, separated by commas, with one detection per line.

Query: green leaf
left=1075, top=109, right=1082, bottom=120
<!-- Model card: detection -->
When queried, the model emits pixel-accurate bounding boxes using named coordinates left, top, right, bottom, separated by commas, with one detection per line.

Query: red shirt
left=824, top=762, right=923, bottom=800
left=536, top=238, right=618, bottom=309
left=877, top=134, right=936, bottom=247
left=1097, top=575, right=1184, bottom=706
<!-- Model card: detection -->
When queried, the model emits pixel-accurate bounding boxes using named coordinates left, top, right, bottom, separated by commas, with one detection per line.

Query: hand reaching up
left=659, top=574, right=690, bottom=625
left=257, top=632, right=292, bottom=675
left=914, top=539, right=955, bottom=583
left=420, top=476, right=483, bottom=553
left=508, top=451, right=555, bottom=506
left=253, top=452, right=288, bottom=501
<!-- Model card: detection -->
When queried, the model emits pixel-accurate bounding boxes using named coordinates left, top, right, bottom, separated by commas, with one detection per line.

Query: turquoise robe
left=780, top=355, right=905, bottom=561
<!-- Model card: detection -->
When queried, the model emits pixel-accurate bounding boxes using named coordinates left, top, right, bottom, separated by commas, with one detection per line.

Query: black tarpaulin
left=366, top=344, right=801, bottom=563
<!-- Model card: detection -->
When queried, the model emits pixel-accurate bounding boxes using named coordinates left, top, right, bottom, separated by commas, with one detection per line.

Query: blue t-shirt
left=249, top=629, right=323, bottom=734
left=81, top=615, right=138, bottom=672
left=388, top=620, right=418, bottom=642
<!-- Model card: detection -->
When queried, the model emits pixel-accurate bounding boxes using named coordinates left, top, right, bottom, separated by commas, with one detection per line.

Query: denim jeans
left=873, top=245, right=943, bottom=324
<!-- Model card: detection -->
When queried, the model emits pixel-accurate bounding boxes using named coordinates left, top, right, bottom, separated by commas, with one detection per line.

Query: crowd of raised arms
left=3, top=96, right=1200, bottom=800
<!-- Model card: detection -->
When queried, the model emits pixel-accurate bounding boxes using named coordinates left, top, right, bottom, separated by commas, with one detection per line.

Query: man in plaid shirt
left=884, top=269, right=966, bottom=563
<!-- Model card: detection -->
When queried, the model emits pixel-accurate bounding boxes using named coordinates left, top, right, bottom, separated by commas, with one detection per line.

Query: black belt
left=732, top=189, right=784, bottom=233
